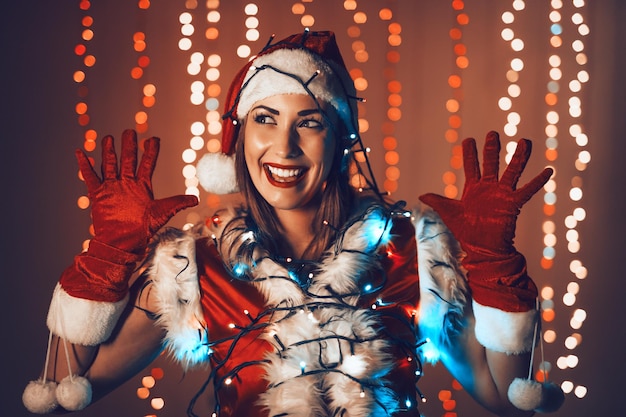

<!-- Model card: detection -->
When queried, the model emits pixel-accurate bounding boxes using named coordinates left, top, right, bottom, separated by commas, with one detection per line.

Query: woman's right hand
left=77, top=129, right=198, bottom=255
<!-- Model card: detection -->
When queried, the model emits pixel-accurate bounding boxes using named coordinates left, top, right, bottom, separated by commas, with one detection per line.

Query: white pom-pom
left=508, top=377, right=543, bottom=411
left=56, top=375, right=92, bottom=411
left=22, top=380, right=59, bottom=414
left=196, top=152, right=239, bottom=194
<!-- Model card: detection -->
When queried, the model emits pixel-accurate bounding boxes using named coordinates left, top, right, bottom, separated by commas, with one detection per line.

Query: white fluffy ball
left=56, top=375, right=92, bottom=411
left=196, top=152, right=239, bottom=194
left=22, top=380, right=58, bottom=414
left=507, top=377, right=543, bottom=411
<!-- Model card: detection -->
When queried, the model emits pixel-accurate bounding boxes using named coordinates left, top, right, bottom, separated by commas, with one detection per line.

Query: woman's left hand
left=419, top=131, right=552, bottom=262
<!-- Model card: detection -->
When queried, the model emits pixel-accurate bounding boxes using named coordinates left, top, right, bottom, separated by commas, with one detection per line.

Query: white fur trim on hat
left=196, top=152, right=239, bottom=195
left=236, top=48, right=356, bottom=134
left=472, top=299, right=537, bottom=354
left=47, top=283, right=128, bottom=346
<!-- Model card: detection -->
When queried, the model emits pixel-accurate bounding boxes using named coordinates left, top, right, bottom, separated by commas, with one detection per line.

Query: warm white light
left=237, top=44, right=252, bottom=58
left=182, top=149, right=197, bottom=163
left=511, top=38, right=524, bottom=51
left=502, top=11, right=514, bottom=24
left=563, top=293, right=576, bottom=306
left=510, top=58, right=524, bottom=71
left=187, top=62, right=201, bottom=76
left=548, top=54, right=561, bottom=67
left=182, top=164, right=196, bottom=179
left=181, top=23, right=194, bottom=36
left=244, top=3, right=259, bottom=15
left=542, top=220, right=556, bottom=233
left=508, top=84, right=521, bottom=97
left=546, top=110, right=559, bottom=124
left=565, top=229, right=579, bottom=242
left=574, top=385, right=588, bottom=398
left=179, top=12, right=192, bottom=24
left=507, top=112, right=521, bottom=125
left=190, top=121, right=205, bottom=136
left=512, top=0, right=525, bottom=11
left=569, top=187, right=583, bottom=201
left=178, top=38, right=192, bottom=51
left=190, top=136, right=204, bottom=150
left=245, top=16, right=259, bottom=28
left=207, top=10, right=221, bottom=22
left=498, top=97, right=512, bottom=110
left=561, top=380, right=574, bottom=393
left=573, top=207, right=586, bottom=220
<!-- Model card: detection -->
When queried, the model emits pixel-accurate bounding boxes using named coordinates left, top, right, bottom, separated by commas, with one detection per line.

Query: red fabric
left=221, top=30, right=347, bottom=155
left=59, top=239, right=141, bottom=302
left=195, top=217, right=420, bottom=416
left=61, top=129, right=197, bottom=302
left=420, top=131, right=552, bottom=312
left=77, top=129, right=198, bottom=254
left=196, top=239, right=272, bottom=416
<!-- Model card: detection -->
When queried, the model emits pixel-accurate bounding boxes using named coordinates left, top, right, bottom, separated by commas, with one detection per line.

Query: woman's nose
left=272, top=127, right=302, bottom=158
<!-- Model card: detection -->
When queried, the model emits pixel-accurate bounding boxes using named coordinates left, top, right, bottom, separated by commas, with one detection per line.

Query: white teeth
left=267, top=165, right=302, bottom=179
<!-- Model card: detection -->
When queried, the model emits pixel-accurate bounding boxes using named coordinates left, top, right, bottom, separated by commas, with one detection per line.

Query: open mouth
left=264, top=163, right=307, bottom=187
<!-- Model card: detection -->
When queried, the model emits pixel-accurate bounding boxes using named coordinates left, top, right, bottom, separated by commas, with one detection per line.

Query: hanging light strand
left=442, top=0, right=470, bottom=200
left=73, top=0, right=96, bottom=253
left=380, top=6, right=402, bottom=196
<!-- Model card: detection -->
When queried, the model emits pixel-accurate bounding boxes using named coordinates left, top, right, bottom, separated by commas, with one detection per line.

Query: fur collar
left=147, top=203, right=468, bottom=416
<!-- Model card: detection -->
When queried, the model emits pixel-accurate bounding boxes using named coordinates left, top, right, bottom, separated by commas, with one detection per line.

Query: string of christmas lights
left=548, top=0, right=589, bottom=401
left=73, top=0, right=96, bottom=253
left=182, top=204, right=426, bottom=416
left=442, top=0, right=470, bottom=201
left=380, top=6, right=402, bottom=196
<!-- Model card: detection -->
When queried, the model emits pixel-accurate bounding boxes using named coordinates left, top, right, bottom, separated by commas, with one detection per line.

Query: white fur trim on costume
left=473, top=299, right=537, bottom=354
left=251, top=206, right=400, bottom=417
left=148, top=228, right=209, bottom=369
left=196, top=152, right=239, bottom=195
left=46, top=283, right=128, bottom=346
left=413, top=205, right=468, bottom=362
left=237, top=48, right=356, bottom=134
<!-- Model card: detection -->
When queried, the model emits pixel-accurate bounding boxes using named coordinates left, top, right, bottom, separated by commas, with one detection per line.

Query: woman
left=23, top=30, right=561, bottom=416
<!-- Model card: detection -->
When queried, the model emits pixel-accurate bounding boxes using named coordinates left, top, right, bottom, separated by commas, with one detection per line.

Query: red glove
left=419, top=131, right=552, bottom=313
left=59, top=129, right=198, bottom=302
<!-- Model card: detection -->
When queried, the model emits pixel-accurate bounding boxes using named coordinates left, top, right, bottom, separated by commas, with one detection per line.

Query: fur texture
left=147, top=228, right=209, bottom=369
left=147, top=205, right=472, bottom=416
left=46, top=283, right=128, bottom=346
left=413, top=205, right=468, bottom=359
left=196, top=152, right=239, bottom=195
left=472, top=300, right=538, bottom=354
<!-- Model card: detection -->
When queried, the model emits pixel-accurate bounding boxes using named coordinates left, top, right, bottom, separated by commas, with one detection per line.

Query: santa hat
left=197, top=30, right=359, bottom=195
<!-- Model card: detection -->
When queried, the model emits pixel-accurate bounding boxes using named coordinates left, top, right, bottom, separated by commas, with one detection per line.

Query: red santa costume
left=24, top=30, right=563, bottom=416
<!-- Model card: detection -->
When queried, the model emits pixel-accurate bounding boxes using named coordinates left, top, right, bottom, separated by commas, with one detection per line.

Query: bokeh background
left=3, top=1, right=624, bottom=416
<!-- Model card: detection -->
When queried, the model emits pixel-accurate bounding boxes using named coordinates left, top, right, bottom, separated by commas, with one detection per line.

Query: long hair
left=232, top=113, right=356, bottom=261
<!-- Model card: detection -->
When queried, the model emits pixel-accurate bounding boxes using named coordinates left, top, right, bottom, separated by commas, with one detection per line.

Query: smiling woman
left=244, top=96, right=336, bottom=205
left=24, top=29, right=562, bottom=417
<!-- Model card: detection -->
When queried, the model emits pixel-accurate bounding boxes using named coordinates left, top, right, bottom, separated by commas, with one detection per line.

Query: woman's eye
left=253, top=113, right=275, bottom=124
left=299, top=119, right=323, bottom=129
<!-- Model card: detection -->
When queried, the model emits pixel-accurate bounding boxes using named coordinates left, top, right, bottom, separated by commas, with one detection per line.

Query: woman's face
left=243, top=94, right=337, bottom=211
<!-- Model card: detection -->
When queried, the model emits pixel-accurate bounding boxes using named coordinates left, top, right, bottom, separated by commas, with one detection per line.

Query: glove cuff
left=59, top=239, right=142, bottom=302
left=47, top=283, right=128, bottom=345
left=464, top=251, right=538, bottom=312
left=50, top=240, right=140, bottom=345
left=473, top=299, right=538, bottom=354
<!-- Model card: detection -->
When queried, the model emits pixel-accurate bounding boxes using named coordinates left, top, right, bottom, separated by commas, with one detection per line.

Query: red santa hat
left=197, top=29, right=359, bottom=194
